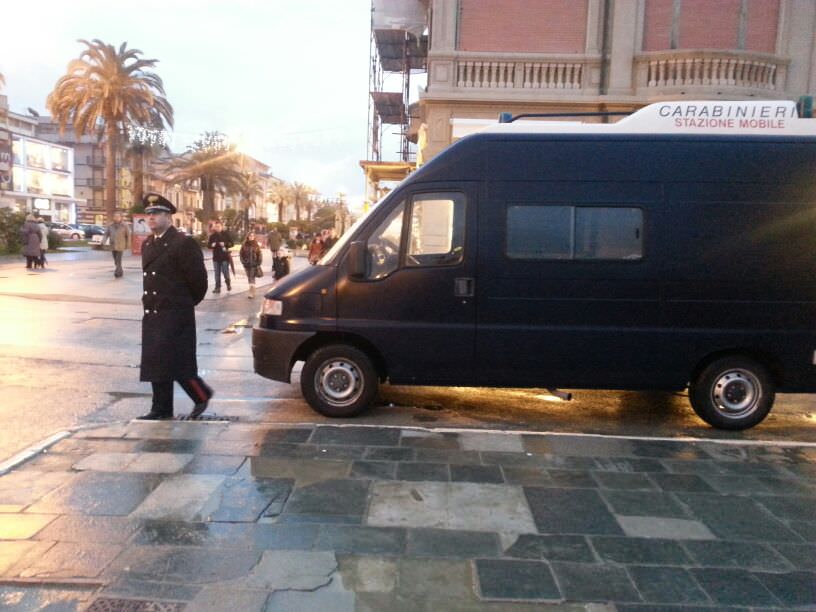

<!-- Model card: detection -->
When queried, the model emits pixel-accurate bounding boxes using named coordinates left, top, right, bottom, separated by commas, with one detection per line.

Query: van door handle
left=454, top=277, right=475, bottom=297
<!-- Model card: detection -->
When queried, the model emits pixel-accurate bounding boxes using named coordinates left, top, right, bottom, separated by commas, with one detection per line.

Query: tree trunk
left=131, top=147, right=145, bottom=208
left=104, top=124, right=117, bottom=222
left=201, top=175, right=215, bottom=220
left=277, top=199, right=284, bottom=223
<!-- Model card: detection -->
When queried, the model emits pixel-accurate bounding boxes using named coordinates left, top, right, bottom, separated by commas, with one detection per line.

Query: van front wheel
left=688, top=356, right=774, bottom=430
left=301, top=345, right=378, bottom=417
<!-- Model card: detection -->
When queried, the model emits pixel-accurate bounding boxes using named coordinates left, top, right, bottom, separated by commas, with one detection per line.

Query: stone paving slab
left=0, top=422, right=814, bottom=609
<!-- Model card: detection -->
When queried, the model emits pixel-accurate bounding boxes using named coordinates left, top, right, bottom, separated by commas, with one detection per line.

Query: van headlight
left=262, top=299, right=283, bottom=316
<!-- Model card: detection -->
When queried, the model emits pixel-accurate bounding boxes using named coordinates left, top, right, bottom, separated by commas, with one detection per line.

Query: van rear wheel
left=301, top=344, right=378, bottom=417
left=688, top=356, right=774, bottom=430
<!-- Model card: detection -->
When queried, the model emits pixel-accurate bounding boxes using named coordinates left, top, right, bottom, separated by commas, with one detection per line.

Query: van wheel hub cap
left=317, top=360, right=362, bottom=405
left=711, top=369, right=760, bottom=417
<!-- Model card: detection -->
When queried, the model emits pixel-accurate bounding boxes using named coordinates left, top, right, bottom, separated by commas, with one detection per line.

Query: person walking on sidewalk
left=21, top=214, right=42, bottom=270
left=35, top=214, right=48, bottom=269
left=208, top=221, right=233, bottom=293
left=104, top=211, right=131, bottom=278
left=138, top=193, right=213, bottom=420
left=239, top=230, right=263, bottom=299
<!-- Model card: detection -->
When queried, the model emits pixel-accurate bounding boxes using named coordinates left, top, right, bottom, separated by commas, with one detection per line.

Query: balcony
left=634, top=50, right=789, bottom=99
left=426, top=52, right=602, bottom=100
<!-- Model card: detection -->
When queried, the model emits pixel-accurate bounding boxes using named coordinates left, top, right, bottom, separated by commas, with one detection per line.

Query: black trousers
left=151, top=376, right=212, bottom=415
left=112, top=250, right=124, bottom=277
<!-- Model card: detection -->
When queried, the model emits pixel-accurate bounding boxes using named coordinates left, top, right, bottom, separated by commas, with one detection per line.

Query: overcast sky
left=0, top=0, right=409, bottom=206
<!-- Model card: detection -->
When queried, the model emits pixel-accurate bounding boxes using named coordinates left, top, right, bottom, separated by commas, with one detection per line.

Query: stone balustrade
left=456, top=58, right=587, bottom=90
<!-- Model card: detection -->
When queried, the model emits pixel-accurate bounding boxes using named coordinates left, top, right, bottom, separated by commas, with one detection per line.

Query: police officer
left=138, top=193, right=213, bottom=419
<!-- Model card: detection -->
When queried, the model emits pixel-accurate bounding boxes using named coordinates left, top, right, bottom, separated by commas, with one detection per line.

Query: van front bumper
left=252, top=327, right=315, bottom=383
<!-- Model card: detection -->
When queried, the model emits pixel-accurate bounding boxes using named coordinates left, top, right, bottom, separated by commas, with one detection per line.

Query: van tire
left=301, top=345, right=378, bottom=417
left=688, top=356, right=775, bottom=430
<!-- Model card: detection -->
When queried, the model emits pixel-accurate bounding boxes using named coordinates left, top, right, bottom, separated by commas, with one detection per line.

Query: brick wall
left=679, top=0, right=741, bottom=49
left=745, top=0, right=779, bottom=53
left=458, top=0, right=588, bottom=54
left=643, top=0, right=674, bottom=51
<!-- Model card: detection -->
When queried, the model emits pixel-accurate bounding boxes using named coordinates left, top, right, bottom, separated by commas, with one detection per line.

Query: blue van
left=253, top=100, right=816, bottom=430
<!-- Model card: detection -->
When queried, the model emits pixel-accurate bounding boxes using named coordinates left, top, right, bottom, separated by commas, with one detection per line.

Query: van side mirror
left=347, top=241, right=366, bottom=278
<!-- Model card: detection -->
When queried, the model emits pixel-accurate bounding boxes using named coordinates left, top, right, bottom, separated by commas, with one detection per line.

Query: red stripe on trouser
left=187, top=378, right=210, bottom=403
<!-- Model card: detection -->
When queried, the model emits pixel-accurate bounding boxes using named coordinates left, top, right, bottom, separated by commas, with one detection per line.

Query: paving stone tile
left=199, top=439, right=260, bottom=456
left=524, top=434, right=634, bottom=458
left=631, top=440, right=709, bottom=461
left=475, top=558, right=560, bottom=601
left=133, top=520, right=256, bottom=548
left=350, top=461, right=397, bottom=480
left=592, top=457, right=666, bottom=473
left=700, top=474, right=772, bottom=495
left=283, top=479, right=369, bottom=522
left=551, top=562, right=640, bottom=603
left=50, top=438, right=141, bottom=454
left=311, top=426, right=401, bottom=447
left=500, top=467, right=554, bottom=486
left=336, top=555, right=397, bottom=592
left=124, top=421, right=227, bottom=441
left=503, top=534, right=594, bottom=562
left=105, top=545, right=260, bottom=584
left=16, top=542, right=122, bottom=579
left=221, top=549, right=336, bottom=591
left=130, top=474, right=225, bottom=521
left=183, top=454, right=246, bottom=475
left=450, top=464, right=503, bottom=484
left=0, top=514, right=56, bottom=539
left=459, top=432, right=524, bottom=453
left=249, top=457, right=350, bottom=485
left=480, top=451, right=545, bottom=468
left=754, top=571, right=816, bottom=607
left=755, top=476, right=816, bottom=496
left=72, top=452, right=139, bottom=472
left=368, top=482, right=536, bottom=533
left=546, top=470, right=597, bottom=488
left=0, top=585, right=94, bottom=611
left=101, top=578, right=200, bottom=602
left=627, top=566, right=709, bottom=604
left=21, top=452, right=84, bottom=472
left=406, top=528, right=499, bottom=558
left=0, top=541, right=55, bottom=576
left=616, top=606, right=744, bottom=612
left=591, top=537, right=691, bottom=565
left=688, top=568, right=778, bottom=606
left=789, top=520, right=816, bottom=542
left=399, top=431, right=461, bottom=450
left=125, top=452, right=194, bottom=474
left=27, top=472, right=163, bottom=516
left=615, top=516, right=714, bottom=540
left=34, top=516, right=139, bottom=544
left=253, top=524, right=320, bottom=550
left=771, top=542, right=816, bottom=570
left=363, top=447, right=415, bottom=461
left=755, top=494, right=816, bottom=522
left=524, top=487, right=623, bottom=535
left=676, top=493, right=802, bottom=541
left=538, top=455, right=599, bottom=471
left=137, top=438, right=201, bottom=453
left=208, top=477, right=292, bottom=521
left=315, top=525, right=405, bottom=555
left=682, top=540, right=792, bottom=571
left=260, top=427, right=313, bottom=444
left=648, top=473, right=714, bottom=493
left=76, top=424, right=131, bottom=439
left=413, top=448, right=482, bottom=464
left=395, top=558, right=473, bottom=598
left=591, top=472, right=657, bottom=490
left=602, top=490, right=688, bottom=518
left=395, top=462, right=449, bottom=482
left=0, top=471, right=76, bottom=507
left=716, top=462, right=788, bottom=478
left=186, top=587, right=270, bottom=612
left=661, top=459, right=727, bottom=476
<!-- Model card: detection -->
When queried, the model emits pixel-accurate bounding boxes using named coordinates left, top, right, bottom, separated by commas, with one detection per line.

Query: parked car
left=47, top=222, right=84, bottom=240
left=79, top=224, right=106, bottom=239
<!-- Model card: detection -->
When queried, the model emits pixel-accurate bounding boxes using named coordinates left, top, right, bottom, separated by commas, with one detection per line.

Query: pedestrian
left=138, top=193, right=212, bottom=420
left=21, top=214, right=42, bottom=270
left=207, top=221, right=233, bottom=293
left=274, top=242, right=291, bottom=279
left=323, top=228, right=338, bottom=250
left=268, top=228, right=282, bottom=256
left=104, top=211, right=131, bottom=278
left=307, top=235, right=324, bottom=265
left=35, top=214, right=48, bottom=269
left=239, top=230, right=263, bottom=299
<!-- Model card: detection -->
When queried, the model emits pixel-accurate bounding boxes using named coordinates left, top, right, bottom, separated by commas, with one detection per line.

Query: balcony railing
left=635, top=50, right=788, bottom=95
left=455, top=57, right=590, bottom=90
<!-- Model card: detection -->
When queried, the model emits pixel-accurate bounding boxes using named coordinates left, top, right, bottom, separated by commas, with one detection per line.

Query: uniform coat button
left=143, top=272, right=147, bottom=277
left=144, top=309, right=149, bottom=314
left=144, top=291, right=147, bottom=295
left=152, top=291, right=157, bottom=295
left=151, top=271, right=156, bottom=275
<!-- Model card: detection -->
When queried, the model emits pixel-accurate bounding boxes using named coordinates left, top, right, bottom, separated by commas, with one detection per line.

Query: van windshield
left=319, top=205, right=376, bottom=265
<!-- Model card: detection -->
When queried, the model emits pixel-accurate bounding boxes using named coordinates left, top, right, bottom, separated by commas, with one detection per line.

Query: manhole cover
left=86, top=598, right=185, bottom=612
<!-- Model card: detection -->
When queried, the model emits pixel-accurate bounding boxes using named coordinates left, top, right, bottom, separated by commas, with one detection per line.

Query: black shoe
left=137, top=411, right=173, bottom=420
left=189, top=400, right=209, bottom=419
left=226, top=282, right=231, bottom=291
left=213, top=288, right=221, bottom=294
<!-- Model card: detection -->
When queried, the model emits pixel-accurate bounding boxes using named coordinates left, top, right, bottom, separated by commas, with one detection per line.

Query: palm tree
left=47, top=39, right=173, bottom=222
left=232, top=171, right=265, bottom=235
left=165, top=131, right=243, bottom=220
left=267, top=181, right=290, bottom=223
left=290, top=181, right=318, bottom=222
left=125, top=125, right=168, bottom=208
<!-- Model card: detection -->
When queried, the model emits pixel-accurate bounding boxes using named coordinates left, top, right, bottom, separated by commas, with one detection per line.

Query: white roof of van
left=471, top=101, right=816, bottom=137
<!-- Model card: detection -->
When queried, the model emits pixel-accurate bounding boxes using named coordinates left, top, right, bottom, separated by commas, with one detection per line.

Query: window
left=51, top=147, right=69, bottom=172
left=25, top=141, right=47, bottom=169
left=365, top=201, right=405, bottom=279
left=26, top=169, right=48, bottom=194
left=407, top=193, right=466, bottom=267
left=51, top=173, right=71, bottom=196
left=507, top=205, right=643, bottom=261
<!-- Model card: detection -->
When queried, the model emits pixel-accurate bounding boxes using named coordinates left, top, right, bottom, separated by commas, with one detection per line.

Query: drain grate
left=174, top=414, right=238, bottom=422
left=86, top=598, right=185, bottom=612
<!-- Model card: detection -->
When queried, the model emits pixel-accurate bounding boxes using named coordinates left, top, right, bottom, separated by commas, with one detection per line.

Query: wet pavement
left=0, top=421, right=814, bottom=610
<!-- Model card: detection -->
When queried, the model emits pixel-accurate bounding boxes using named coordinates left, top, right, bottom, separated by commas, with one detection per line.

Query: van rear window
left=507, top=205, right=643, bottom=261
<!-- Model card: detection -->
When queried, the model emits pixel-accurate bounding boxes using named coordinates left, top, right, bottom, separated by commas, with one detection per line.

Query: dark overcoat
left=140, top=226, right=208, bottom=382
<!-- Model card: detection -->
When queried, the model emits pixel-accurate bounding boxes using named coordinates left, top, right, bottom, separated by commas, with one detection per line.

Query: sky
left=0, top=0, right=412, bottom=207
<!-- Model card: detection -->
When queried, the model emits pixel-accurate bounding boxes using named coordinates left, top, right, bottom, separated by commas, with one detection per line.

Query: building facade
left=417, top=0, right=816, bottom=162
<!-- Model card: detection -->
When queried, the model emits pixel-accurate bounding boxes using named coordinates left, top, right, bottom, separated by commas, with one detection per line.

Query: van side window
left=507, top=205, right=643, bottom=261
left=366, top=201, right=405, bottom=279
left=407, top=193, right=466, bottom=267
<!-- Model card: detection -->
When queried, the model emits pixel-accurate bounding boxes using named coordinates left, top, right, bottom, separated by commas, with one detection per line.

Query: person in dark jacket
left=207, top=221, right=233, bottom=293
left=139, top=193, right=213, bottom=420
left=239, top=231, right=263, bottom=299
left=21, top=214, right=42, bottom=270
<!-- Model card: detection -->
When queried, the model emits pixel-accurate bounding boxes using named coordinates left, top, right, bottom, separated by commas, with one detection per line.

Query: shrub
left=47, top=230, right=63, bottom=251
left=0, top=209, right=25, bottom=254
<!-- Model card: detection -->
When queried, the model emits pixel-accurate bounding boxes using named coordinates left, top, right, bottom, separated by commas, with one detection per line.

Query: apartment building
left=416, top=0, right=816, bottom=162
